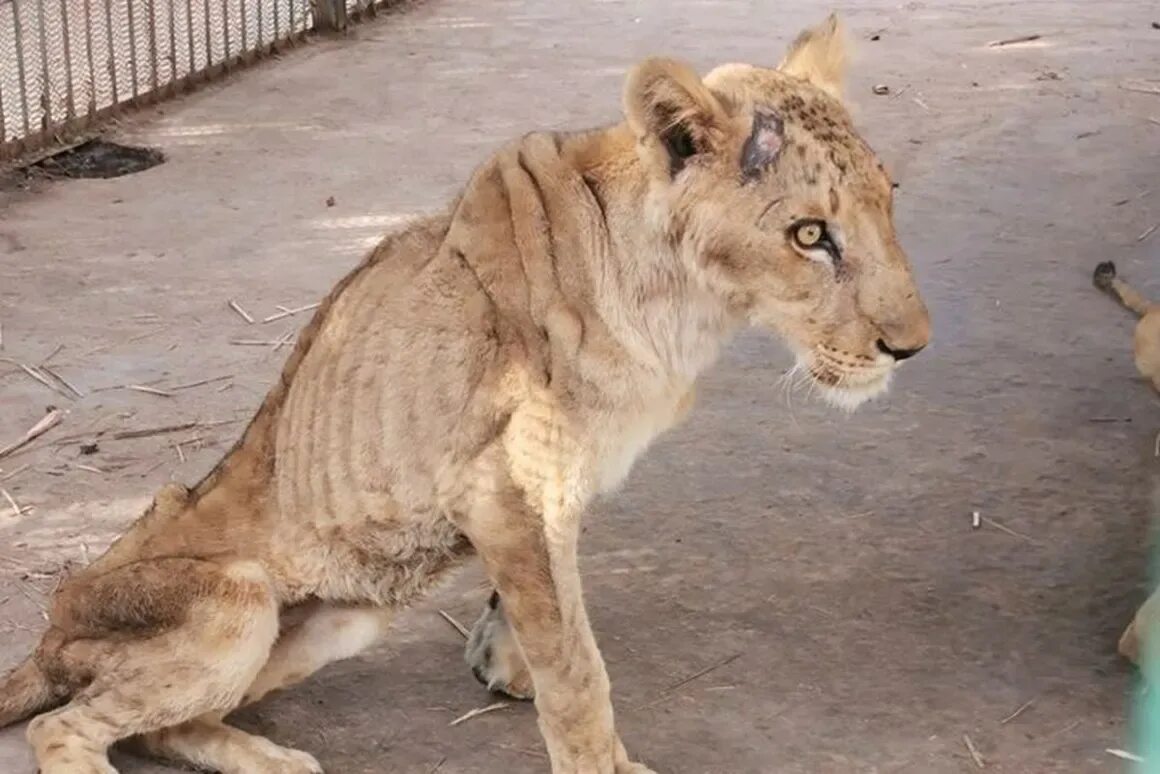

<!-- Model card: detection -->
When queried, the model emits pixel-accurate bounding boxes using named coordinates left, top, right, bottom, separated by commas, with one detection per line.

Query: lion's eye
left=789, top=220, right=841, bottom=263
left=791, top=219, right=832, bottom=249
left=794, top=222, right=824, bottom=247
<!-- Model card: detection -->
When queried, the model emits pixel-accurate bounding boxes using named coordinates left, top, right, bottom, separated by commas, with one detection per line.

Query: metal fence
left=0, top=0, right=384, bottom=161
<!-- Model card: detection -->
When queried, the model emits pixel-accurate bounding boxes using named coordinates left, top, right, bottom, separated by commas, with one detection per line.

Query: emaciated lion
left=0, top=14, right=929, bottom=773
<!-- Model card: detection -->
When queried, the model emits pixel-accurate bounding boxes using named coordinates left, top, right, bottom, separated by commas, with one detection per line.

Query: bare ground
left=1, top=0, right=1159, bottom=771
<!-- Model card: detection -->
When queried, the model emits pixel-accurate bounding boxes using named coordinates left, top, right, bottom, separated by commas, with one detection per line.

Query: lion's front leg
left=458, top=488, right=652, bottom=774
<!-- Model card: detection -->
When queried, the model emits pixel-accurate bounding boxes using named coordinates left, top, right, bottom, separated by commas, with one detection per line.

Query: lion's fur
left=1, top=15, right=930, bottom=773
left=1093, top=261, right=1160, bottom=396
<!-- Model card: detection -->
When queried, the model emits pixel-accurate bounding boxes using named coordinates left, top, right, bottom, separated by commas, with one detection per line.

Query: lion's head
left=623, top=14, right=930, bottom=409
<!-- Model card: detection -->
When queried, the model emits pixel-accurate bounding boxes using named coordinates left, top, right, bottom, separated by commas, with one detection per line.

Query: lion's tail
left=1094, top=261, right=1153, bottom=317
left=0, top=655, right=61, bottom=728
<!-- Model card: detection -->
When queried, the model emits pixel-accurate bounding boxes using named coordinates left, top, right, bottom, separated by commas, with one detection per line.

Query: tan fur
left=0, top=16, right=930, bottom=773
left=1093, top=261, right=1160, bottom=666
left=1093, top=261, right=1160, bottom=394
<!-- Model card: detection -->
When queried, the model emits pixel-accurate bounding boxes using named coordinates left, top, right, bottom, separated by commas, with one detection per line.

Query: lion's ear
left=623, top=58, right=726, bottom=178
left=778, top=13, right=846, bottom=100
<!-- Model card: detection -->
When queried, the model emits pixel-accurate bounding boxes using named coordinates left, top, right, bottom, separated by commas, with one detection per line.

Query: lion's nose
left=876, top=338, right=925, bottom=361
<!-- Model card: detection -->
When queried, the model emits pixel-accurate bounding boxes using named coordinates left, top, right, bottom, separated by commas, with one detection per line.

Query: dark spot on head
left=740, top=110, right=784, bottom=182
left=829, top=188, right=840, bottom=214
left=487, top=590, right=500, bottom=609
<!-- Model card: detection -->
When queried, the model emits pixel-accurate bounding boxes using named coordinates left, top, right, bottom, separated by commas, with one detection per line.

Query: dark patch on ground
left=21, top=140, right=165, bottom=181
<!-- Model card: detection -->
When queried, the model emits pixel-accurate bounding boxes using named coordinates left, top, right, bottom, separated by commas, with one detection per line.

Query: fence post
left=310, top=0, right=347, bottom=31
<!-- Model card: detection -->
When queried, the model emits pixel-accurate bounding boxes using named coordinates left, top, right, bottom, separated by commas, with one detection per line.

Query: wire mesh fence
left=0, top=0, right=383, bottom=161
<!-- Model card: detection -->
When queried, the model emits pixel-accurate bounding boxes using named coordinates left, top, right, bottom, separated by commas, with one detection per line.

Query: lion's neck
left=562, top=125, right=740, bottom=385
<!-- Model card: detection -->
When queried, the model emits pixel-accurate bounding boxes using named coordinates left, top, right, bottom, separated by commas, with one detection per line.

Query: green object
left=1133, top=572, right=1160, bottom=771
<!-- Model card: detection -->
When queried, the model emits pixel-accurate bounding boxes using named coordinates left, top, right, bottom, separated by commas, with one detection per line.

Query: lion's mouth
left=806, top=357, right=893, bottom=411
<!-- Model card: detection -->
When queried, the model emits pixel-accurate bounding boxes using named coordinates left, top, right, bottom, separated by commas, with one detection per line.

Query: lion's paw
left=464, top=591, right=535, bottom=700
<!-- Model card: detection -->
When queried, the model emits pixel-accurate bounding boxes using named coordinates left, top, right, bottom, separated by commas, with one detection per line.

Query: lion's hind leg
left=135, top=602, right=395, bottom=774
left=27, top=558, right=282, bottom=774
left=240, top=601, right=395, bottom=707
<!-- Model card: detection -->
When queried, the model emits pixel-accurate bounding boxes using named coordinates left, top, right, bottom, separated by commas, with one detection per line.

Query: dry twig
left=111, top=421, right=198, bottom=440
left=988, top=33, right=1040, bottom=47
left=1, top=487, right=26, bottom=517
left=262, top=302, right=320, bottom=324
left=438, top=609, right=471, bottom=640
left=1, top=358, right=73, bottom=400
left=449, top=701, right=509, bottom=727
left=1122, top=83, right=1160, bottom=95
left=39, top=343, right=64, bottom=364
left=488, top=742, right=548, bottom=759
left=0, top=409, right=64, bottom=460
left=271, top=330, right=295, bottom=352
left=963, top=734, right=985, bottom=768
left=981, top=516, right=1036, bottom=544
left=999, top=697, right=1034, bottom=724
left=127, top=385, right=175, bottom=398
left=168, top=374, right=233, bottom=391
left=1114, top=189, right=1152, bottom=206
left=228, top=299, right=255, bottom=324
left=126, top=327, right=168, bottom=344
left=110, top=418, right=239, bottom=441
left=39, top=366, right=84, bottom=398
left=1106, top=749, right=1144, bottom=763
left=0, top=464, right=31, bottom=481
left=1138, top=223, right=1158, bottom=242
left=664, top=653, right=742, bottom=694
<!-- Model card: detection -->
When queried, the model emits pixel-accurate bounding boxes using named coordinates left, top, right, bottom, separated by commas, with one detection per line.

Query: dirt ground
left=1, top=0, right=1159, bottom=771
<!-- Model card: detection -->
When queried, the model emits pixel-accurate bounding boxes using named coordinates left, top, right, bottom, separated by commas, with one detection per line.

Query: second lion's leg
left=459, top=488, right=652, bottom=774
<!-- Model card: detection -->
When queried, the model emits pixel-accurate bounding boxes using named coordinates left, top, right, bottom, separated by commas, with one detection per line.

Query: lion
left=1092, top=261, right=1160, bottom=667
left=0, top=14, right=929, bottom=774
left=1093, top=261, right=1160, bottom=393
